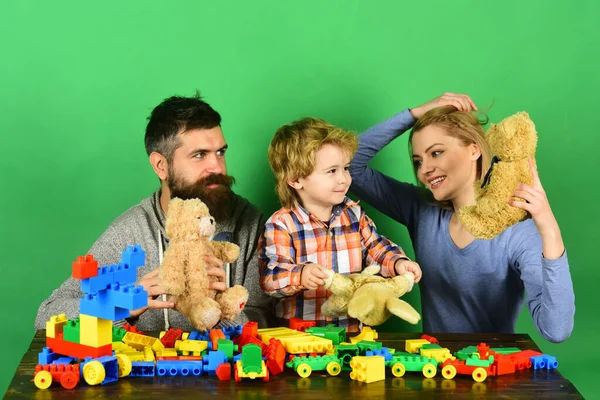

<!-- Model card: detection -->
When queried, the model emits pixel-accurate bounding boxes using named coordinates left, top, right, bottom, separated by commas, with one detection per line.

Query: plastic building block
left=234, top=334, right=268, bottom=352
left=203, top=350, right=228, bottom=376
left=492, top=354, right=516, bottom=375
left=350, top=355, right=385, bottom=383
left=33, top=363, right=80, bottom=390
left=241, top=321, right=258, bottom=338
left=156, top=348, right=178, bottom=358
left=81, top=356, right=119, bottom=385
left=420, top=334, right=439, bottom=344
left=160, top=328, right=183, bottom=348
left=209, top=329, right=226, bottom=350
left=130, top=361, right=155, bottom=377
left=175, top=339, right=208, bottom=356
left=221, top=325, right=243, bottom=339
left=466, top=354, right=496, bottom=367
left=216, top=363, right=231, bottom=380
left=405, top=339, right=430, bottom=354
left=72, top=255, right=99, bottom=280
left=122, top=332, right=165, bottom=353
left=53, top=357, right=77, bottom=365
left=156, top=360, right=203, bottom=376
left=217, top=339, right=238, bottom=359
left=506, top=350, right=542, bottom=370
left=113, top=262, right=137, bottom=286
left=531, top=354, right=558, bottom=370
left=46, top=314, right=68, bottom=339
left=233, top=344, right=269, bottom=382
left=420, top=346, right=455, bottom=363
left=289, top=318, right=317, bottom=332
left=387, top=354, right=438, bottom=378
left=38, top=348, right=58, bottom=365
left=286, top=355, right=342, bottom=377
left=264, top=338, right=286, bottom=375
left=123, top=323, right=146, bottom=335
left=47, top=333, right=112, bottom=359
left=365, top=347, right=394, bottom=361
left=121, top=245, right=145, bottom=271
left=349, top=327, right=378, bottom=343
left=356, top=340, right=383, bottom=355
left=306, top=325, right=347, bottom=345
left=112, top=326, right=128, bottom=342
left=335, top=344, right=360, bottom=369
left=104, top=283, right=148, bottom=310
left=258, top=327, right=333, bottom=354
left=80, top=293, right=131, bottom=321
left=80, top=265, right=115, bottom=293
left=79, top=314, right=112, bottom=347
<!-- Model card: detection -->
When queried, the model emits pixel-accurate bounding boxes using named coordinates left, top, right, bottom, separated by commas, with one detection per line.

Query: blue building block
left=156, top=360, right=203, bottom=376
left=366, top=347, right=394, bottom=361
left=122, top=245, right=145, bottom=270
left=80, top=265, right=116, bottom=293
left=113, top=262, right=137, bottom=285
left=187, top=331, right=201, bottom=341
left=202, top=351, right=228, bottom=376
left=104, top=283, right=148, bottom=310
left=81, top=294, right=131, bottom=321
left=81, top=356, right=119, bottom=385
left=38, top=347, right=58, bottom=365
left=233, top=354, right=242, bottom=363
left=130, top=361, right=156, bottom=377
left=53, top=356, right=77, bottom=365
left=531, top=354, right=558, bottom=370
left=221, top=325, right=243, bottom=339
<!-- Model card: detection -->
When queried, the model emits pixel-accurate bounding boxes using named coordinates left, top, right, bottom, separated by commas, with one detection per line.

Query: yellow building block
left=45, top=314, right=68, bottom=338
left=350, top=356, right=386, bottom=383
left=123, top=332, right=165, bottom=353
left=349, top=327, right=379, bottom=344
left=112, top=342, right=137, bottom=352
left=405, top=339, right=431, bottom=354
left=258, top=327, right=333, bottom=354
left=156, top=348, right=178, bottom=357
left=79, top=314, right=112, bottom=347
left=143, top=346, right=155, bottom=361
left=175, top=339, right=208, bottom=356
left=419, top=348, right=455, bottom=363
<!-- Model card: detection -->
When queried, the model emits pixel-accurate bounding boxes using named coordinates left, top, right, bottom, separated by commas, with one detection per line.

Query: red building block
left=216, top=363, right=231, bottom=380
left=289, top=318, right=316, bottom=332
left=242, top=322, right=258, bottom=337
left=264, top=338, right=286, bottom=375
left=72, top=255, right=99, bottom=280
left=123, top=323, right=146, bottom=335
left=160, top=328, right=183, bottom=348
left=420, top=334, right=439, bottom=345
left=47, top=333, right=112, bottom=360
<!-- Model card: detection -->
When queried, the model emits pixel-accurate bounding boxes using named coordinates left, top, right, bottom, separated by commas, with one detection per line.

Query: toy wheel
left=83, top=361, right=106, bottom=385
left=234, top=364, right=241, bottom=382
left=472, top=367, right=487, bottom=382
left=115, top=354, right=132, bottom=377
left=59, top=371, right=78, bottom=390
left=442, top=365, right=457, bottom=380
left=296, top=363, right=312, bottom=378
left=422, top=363, right=437, bottom=378
left=262, top=368, right=270, bottom=382
left=391, top=362, right=406, bottom=377
left=326, top=361, right=342, bottom=376
left=34, top=370, right=53, bottom=389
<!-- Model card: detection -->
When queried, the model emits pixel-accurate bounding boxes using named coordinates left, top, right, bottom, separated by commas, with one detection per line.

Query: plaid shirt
left=258, top=197, right=408, bottom=332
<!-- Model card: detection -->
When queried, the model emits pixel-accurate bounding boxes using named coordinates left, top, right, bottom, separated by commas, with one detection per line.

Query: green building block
left=306, top=325, right=347, bottom=345
left=466, top=354, right=495, bottom=367
left=356, top=340, right=382, bottom=355
left=112, top=326, right=127, bottom=342
left=63, top=318, right=80, bottom=343
left=217, top=339, right=238, bottom=359
left=241, top=344, right=263, bottom=374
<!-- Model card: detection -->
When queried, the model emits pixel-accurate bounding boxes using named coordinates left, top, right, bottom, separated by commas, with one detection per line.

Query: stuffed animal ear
left=165, top=198, right=184, bottom=238
left=386, top=298, right=420, bottom=325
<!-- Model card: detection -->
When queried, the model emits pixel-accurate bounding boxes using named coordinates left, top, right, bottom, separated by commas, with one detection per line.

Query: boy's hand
left=301, top=264, right=329, bottom=290
left=394, top=259, right=422, bottom=283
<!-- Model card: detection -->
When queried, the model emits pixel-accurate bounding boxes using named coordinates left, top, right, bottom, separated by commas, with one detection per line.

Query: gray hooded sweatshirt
left=34, top=190, right=277, bottom=331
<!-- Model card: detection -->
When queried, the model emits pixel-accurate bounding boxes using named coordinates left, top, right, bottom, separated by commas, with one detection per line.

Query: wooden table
left=4, top=330, right=583, bottom=399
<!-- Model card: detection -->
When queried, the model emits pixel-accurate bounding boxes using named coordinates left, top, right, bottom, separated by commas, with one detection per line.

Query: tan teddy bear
left=158, top=198, right=249, bottom=330
left=457, top=112, right=538, bottom=239
left=321, top=265, right=420, bottom=326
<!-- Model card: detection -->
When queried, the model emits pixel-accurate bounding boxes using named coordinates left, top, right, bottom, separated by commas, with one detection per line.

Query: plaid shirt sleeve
left=359, top=208, right=409, bottom=277
left=258, top=218, right=306, bottom=298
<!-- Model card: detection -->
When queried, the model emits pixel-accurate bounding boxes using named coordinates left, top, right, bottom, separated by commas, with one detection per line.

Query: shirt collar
left=290, top=196, right=359, bottom=224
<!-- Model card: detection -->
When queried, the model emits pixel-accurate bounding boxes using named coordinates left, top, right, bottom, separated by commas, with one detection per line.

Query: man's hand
left=205, top=255, right=228, bottom=292
left=301, top=264, right=329, bottom=290
left=410, top=92, right=478, bottom=120
left=394, top=259, right=423, bottom=283
left=129, top=269, right=175, bottom=319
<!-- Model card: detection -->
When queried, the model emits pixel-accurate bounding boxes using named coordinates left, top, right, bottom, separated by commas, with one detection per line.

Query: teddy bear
left=320, top=265, right=421, bottom=326
left=457, top=111, right=538, bottom=239
left=158, top=198, right=249, bottom=330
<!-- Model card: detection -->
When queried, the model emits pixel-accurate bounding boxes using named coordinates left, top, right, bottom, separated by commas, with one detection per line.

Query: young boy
left=258, top=117, right=422, bottom=332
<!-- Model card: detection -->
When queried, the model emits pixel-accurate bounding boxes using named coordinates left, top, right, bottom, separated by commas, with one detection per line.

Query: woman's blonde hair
left=268, top=117, right=358, bottom=209
left=409, top=106, right=492, bottom=209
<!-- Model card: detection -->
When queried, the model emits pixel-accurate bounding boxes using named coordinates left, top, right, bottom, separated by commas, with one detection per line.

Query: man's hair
left=144, top=91, right=221, bottom=162
left=268, top=117, right=358, bottom=209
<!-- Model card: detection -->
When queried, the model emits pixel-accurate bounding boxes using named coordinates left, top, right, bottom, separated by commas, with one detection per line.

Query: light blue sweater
left=349, top=109, right=575, bottom=343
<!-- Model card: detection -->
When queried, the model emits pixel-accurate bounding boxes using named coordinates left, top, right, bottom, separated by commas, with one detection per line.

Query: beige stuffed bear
left=457, top=112, right=538, bottom=239
left=159, top=198, right=249, bottom=330
left=321, top=265, right=420, bottom=326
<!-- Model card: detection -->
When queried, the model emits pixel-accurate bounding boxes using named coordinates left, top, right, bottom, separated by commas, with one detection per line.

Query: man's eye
left=194, top=152, right=206, bottom=159
left=217, top=150, right=226, bottom=157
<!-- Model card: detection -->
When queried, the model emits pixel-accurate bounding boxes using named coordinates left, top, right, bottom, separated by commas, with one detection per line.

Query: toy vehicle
left=33, top=364, right=80, bottom=390
left=286, top=355, right=342, bottom=377
left=234, top=344, right=270, bottom=382
left=386, top=353, right=438, bottom=378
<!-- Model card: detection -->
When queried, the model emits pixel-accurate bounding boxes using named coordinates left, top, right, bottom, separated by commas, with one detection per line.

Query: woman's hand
left=410, top=92, right=478, bottom=120
left=509, top=158, right=565, bottom=259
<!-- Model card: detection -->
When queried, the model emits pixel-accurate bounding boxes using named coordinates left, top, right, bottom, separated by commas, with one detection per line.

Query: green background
left=1, top=1, right=597, bottom=397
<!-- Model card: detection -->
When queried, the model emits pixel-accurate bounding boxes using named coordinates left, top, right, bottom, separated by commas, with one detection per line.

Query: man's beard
left=167, top=170, right=236, bottom=222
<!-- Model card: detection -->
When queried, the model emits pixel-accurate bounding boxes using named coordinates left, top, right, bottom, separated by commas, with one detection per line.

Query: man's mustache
left=197, top=174, right=236, bottom=188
